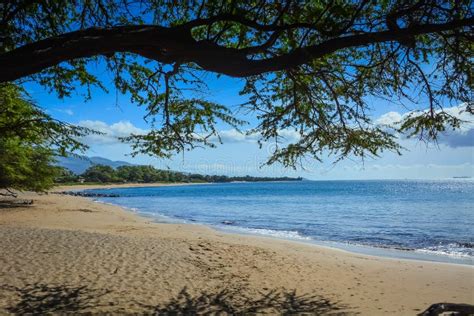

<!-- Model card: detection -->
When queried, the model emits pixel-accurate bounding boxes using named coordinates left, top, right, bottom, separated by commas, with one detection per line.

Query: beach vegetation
left=61, top=164, right=302, bottom=184
left=54, top=167, right=80, bottom=184
left=0, top=1, right=472, bottom=167
left=81, top=165, right=120, bottom=183
left=0, top=84, right=92, bottom=196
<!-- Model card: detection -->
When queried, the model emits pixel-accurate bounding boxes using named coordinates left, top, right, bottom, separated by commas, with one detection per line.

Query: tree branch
left=0, top=17, right=472, bottom=82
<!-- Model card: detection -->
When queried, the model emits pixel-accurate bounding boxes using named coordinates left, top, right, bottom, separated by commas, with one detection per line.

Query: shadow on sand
left=3, top=283, right=352, bottom=315
left=6, top=283, right=472, bottom=315
left=1, top=283, right=109, bottom=314
left=139, top=287, right=353, bottom=315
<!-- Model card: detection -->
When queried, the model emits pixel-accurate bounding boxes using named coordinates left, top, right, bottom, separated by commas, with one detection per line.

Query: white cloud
left=79, top=120, right=147, bottom=136
left=438, top=105, right=474, bottom=147
left=443, top=104, right=474, bottom=132
left=218, top=129, right=249, bottom=143
left=375, top=111, right=403, bottom=126
left=375, top=103, right=474, bottom=148
left=215, top=128, right=300, bottom=144
left=77, top=102, right=472, bottom=154
left=78, top=120, right=148, bottom=145
left=77, top=119, right=301, bottom=147
left=278, top=129, right=301, bottom=143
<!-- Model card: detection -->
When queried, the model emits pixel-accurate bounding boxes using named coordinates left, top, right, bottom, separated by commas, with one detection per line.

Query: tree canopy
left=0, top=83, right=92, bottom=195
left=1, top=1, right=472, bottom=167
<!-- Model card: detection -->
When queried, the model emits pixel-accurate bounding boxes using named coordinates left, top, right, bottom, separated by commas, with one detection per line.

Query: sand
left=0, top=188, right=472, bottom=315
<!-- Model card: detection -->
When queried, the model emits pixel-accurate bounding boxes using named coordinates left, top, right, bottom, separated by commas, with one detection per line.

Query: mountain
left=55, top=155, right=134, bottom=174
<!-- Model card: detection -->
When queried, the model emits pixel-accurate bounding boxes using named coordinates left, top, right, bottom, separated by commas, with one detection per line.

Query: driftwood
left=0, top=199, right=34, bottom=209
left=418, top=303, right=474, bottom=316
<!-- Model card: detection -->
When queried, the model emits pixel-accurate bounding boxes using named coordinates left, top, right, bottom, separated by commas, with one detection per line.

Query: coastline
left=215, top=225, right=474, bottom=267
left=53, top=181, right=207, bottom=191
left=0, top=188, right=473, bottom=314
left=83, top=182, right=474, bottom=266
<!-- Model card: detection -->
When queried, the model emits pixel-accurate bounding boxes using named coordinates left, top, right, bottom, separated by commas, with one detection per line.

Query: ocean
left=86, top=180, right=474, bottom=265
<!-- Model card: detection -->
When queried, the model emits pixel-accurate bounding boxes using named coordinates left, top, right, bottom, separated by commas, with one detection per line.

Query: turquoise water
left=87, top=180, right=474, bottom=265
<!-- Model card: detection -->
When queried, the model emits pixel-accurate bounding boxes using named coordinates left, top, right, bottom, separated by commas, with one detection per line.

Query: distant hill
left=55, top=155, right=134, bottom=174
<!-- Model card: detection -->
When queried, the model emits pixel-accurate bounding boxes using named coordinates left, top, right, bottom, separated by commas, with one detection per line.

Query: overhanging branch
left=0, top=17, right=472, bottom=82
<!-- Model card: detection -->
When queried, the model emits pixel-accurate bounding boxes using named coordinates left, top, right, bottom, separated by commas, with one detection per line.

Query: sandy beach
left=0, top=187, right=472, bottom=315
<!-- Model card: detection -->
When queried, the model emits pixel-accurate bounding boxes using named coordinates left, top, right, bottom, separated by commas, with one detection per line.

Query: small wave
left=344, top=241, right=415, bottom=252
left=341, top=240, right=473, bottom=259
left=220, top=226, right=312, bottom=241
left=92, top=200, right=115, bottom=206
left=416, top=243, right=473, bottom=258
left=137, top=211, right=187, bottom=224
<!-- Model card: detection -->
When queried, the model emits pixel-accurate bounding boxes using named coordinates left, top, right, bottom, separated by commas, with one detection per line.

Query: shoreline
left=81, top=183, right=473, bottom=266
left=95, top=197, right=472, bottom=268
left=215, top=225, right=474, bottom=267
left=1, top=189, right=472, bottom=314
left=127, top=203, right=474, bottom=267
left=53, top=181, right=207, bottom=191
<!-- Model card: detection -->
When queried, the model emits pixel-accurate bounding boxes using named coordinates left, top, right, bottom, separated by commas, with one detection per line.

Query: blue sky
left=26, top=70, right=473, bottom=180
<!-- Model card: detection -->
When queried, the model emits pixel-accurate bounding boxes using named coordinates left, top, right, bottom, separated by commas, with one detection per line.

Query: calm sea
left=86, top=180, right=474, bottom=265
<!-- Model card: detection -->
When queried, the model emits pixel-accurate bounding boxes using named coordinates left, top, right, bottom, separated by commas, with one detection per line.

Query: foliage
left=0, top=84, right=92, bottom=195
left=54, top=167, right=80, bottom=183
left=75, top=164, right=302, bottom=184
left=1, top=1, right=472, bottom=167
left=81, top=165, right=119, bottom=183
left=0, top=138, right=57, bottom=195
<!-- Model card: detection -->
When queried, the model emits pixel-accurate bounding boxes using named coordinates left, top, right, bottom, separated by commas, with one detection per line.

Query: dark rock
left=56, top=191, right=120, bottom=198
left=418, top=303, right=474, bottom=316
